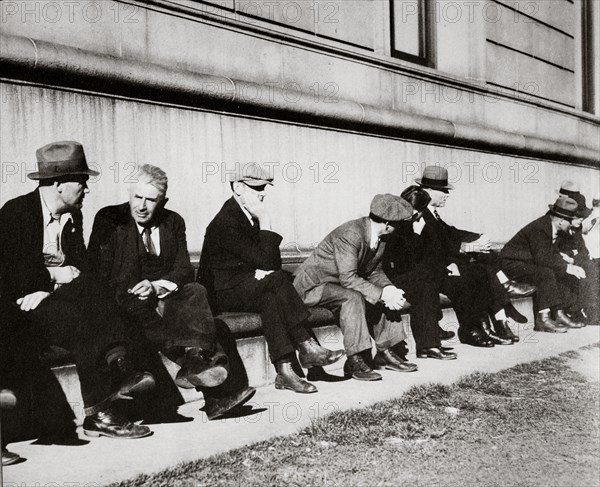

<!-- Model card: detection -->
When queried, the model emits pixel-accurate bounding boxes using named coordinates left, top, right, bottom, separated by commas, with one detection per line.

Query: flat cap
left=229, top=163, right=274, bottom=186
left=370, top=193, right=413, bottom=222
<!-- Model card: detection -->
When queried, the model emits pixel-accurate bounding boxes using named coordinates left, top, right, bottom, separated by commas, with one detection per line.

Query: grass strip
left=112, top=346, right=600, bottom=487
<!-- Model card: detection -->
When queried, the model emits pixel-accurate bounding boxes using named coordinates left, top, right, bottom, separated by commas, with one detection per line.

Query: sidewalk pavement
left=4, top=325, right=599, bottom=487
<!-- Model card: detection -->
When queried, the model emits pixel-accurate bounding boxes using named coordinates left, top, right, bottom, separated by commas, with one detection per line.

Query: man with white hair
left=88, top=164, right=255, bottom=420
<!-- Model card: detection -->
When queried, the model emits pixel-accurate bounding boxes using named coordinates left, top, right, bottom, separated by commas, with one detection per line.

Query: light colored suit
left=294, top=217, right=406, bottom=355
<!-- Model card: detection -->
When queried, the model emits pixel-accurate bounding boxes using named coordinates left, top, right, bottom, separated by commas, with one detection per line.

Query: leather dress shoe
left=416, top=347, right=457, bottom=360
left=110, top=356, right=156, bottom=400
left=83, top=409, right=152, bottom=439
left=481, top=319, right=512, bottom=345
left=374, top=349, right=418, bottom=372
left=555, top=310, right=586, bottom=329
left=438, top=326, right=455, bottom=341
left=505, top=302, right=528, bottom=324
left=534, top=311, right=567, bottom=333
left=298, top=338, right=345, bottom=368
left=458, top=328, right=494, bottom=347
left=503, top=280, right=536, bottom=298
left=2, top=448, right=22, bottom=466
left=175, top=348, right=229, bottom=389
left=344, top=354, right=382, bottom=381
left=275, top=360, right=317, bottom=393
left=204, top=386, right=256, bottom=420
left=493, top=318, right=519, bottom=343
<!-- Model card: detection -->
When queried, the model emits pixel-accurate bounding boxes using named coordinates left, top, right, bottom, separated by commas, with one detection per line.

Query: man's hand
left=49, top=265, right=81, bottom=285
left=381, top=285, right=406, bottom=311
left=560, top=252, right=575, bottom=264
left=566, top=264, right=586, bottom=280
left=461, top=234, right=492, bottom=253
left=447, top=263, right=461, bottom=276
left=128, top=279, right=157, bottom=300
left=241, top=192, right=272, bottom=229
left=254, top=269, right=274, bottom=280
left=16, top=291, right=50, bottom=311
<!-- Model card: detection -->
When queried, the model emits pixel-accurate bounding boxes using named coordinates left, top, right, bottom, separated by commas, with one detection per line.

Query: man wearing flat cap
left=500, top=197, right=588, bottom=332
left=0, top=141, right=155, bottom=440
left=88, top=164, right=256, bottom=420
left=294, top=194, right=428, bottom=381
left=199, top=164, right=344, bottom=394
left=411, top=165, right=532, bottom=347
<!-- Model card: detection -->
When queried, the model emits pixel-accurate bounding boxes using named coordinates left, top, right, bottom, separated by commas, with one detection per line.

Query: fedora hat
left=28, top=141, right=99, bottom=180
left=548, top=197, right=578, bottom=220
left=229, top=163, right=274, bottom=186
left=415, top=165, right=454, bottom=191
left=556, top=180, right=580, bottom=198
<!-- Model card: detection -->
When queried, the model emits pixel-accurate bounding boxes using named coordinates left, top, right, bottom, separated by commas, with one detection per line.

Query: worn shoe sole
left=176, top=365, right=228, bottom=389
left=205, top=387, right=257, bottom=420
left=2, top=452, right=22, bottom=466
left=111, top=373, right=156, bottom=401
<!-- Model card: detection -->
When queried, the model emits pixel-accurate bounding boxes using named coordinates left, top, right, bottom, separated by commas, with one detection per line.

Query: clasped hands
left=381, top=285, right=406, bottom=310
left=128, top=279, right=165, bottom=300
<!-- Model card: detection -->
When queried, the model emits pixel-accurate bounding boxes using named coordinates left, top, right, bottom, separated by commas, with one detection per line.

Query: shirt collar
left=135, top=222, right=158, bottom=234
left=39, top=192, right=72, bottom=226
left=368, top=220, right=380, bottom=250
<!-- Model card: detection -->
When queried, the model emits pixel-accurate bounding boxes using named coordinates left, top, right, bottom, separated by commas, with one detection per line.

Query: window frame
left=389, top=0, right=433, bottom=68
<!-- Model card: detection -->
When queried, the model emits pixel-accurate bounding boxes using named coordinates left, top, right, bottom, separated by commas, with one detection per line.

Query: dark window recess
left=581, top=0, right=595, bottom=114
left=390, top=0, right=433, bottom=67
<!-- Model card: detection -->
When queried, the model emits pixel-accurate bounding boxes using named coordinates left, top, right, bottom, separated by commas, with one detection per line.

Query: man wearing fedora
left=294, top=193, right=445, bottom=381
left=0, top=141, right=155, bottom=440
left=198, top=165, right=344, bottom=394
left=88, top=164, right=256, bottom=420
left=500, top=196, right=587, bottom=332
left=412, top=165, right=531, bottom=347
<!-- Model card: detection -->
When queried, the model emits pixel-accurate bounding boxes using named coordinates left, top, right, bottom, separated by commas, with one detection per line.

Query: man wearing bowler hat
left=500, top=197, right=587, bottom=332
left=198, top=164, right=344, bottom=394
left=412, top=165, right=532, bottom=347
left=0, top=141, right=155, bottom=440
left=294, top=194, right=444, bottom=381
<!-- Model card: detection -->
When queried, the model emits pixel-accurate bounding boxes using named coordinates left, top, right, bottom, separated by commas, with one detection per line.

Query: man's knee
left=182, top=282, right=208, bottom=299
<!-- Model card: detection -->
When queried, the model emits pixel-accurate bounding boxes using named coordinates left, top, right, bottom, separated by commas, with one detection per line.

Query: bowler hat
left=415, top=165, right=454, bottom=191
left=229, top=164, right=274, bottom=186
left=370, top=193, right=413, bottom=222
left=548, top=197, right=578, bottom=220
left=28, top=141, right=99, bottom=180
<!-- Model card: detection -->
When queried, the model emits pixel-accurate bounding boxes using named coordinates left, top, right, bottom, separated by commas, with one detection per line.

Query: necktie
left=434, top=209, right=441, bottom=220
left=143, top=227, right=157, bottom=256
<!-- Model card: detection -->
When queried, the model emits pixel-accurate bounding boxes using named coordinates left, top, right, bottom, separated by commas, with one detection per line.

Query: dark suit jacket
left=500, top=214, right=568, bottom=274
left=293, top=217, right=392, bottom=305
left=198, top=197, right=283, bottom=294
left=0, top=190, right=86, bottom=301
left=557, top=226, right=590, bottom=264
left=87, top=202, right=194, bottom=302
left=415, top=208, right=479, bottom=270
